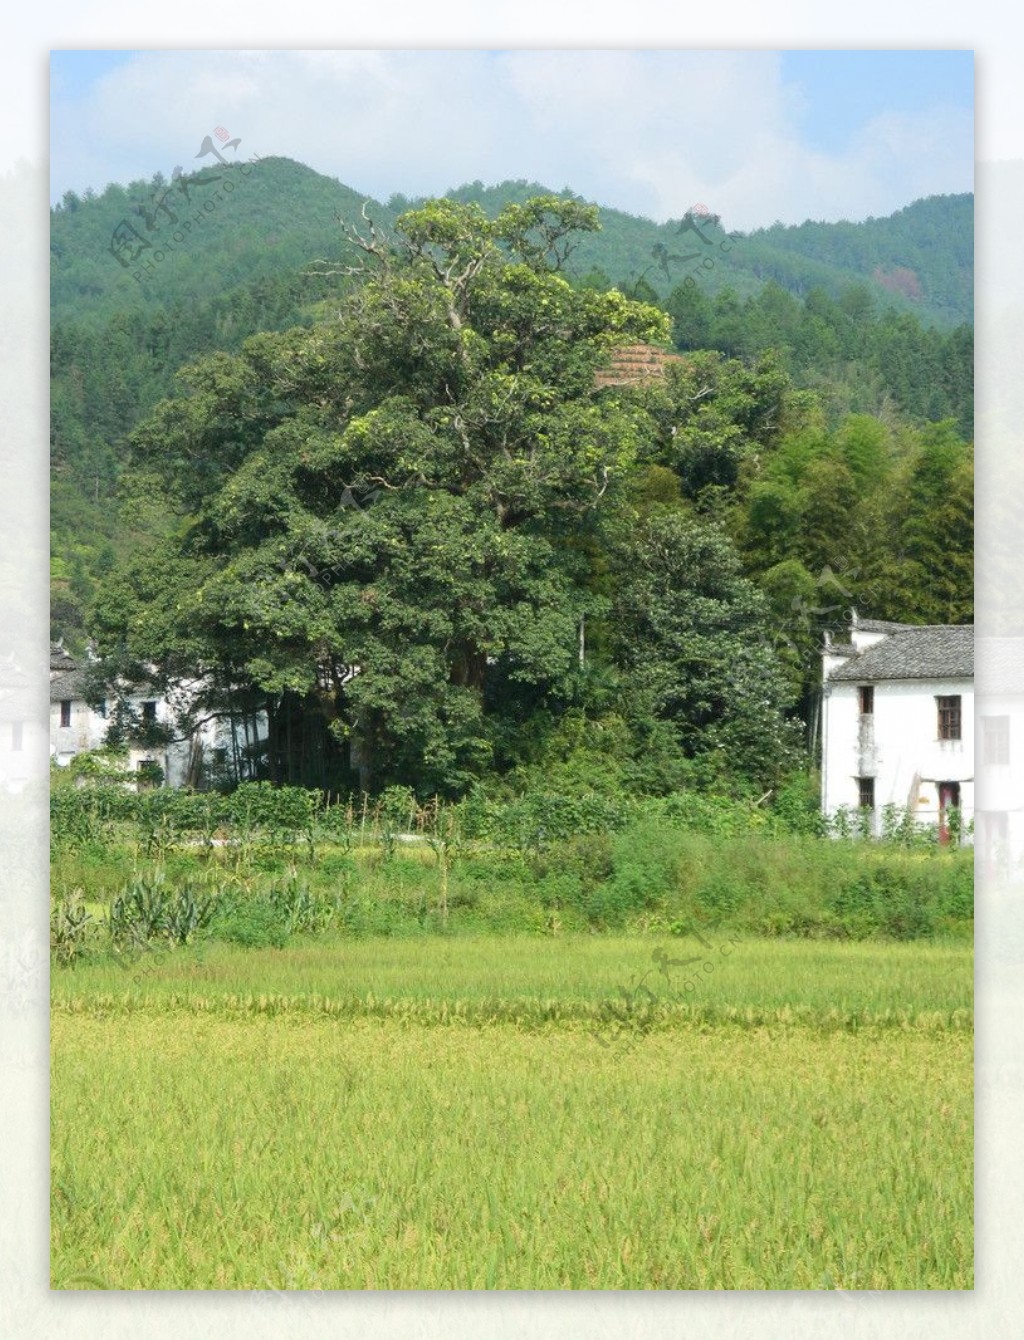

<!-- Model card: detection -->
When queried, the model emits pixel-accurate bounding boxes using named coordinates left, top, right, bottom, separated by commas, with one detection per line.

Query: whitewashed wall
left=822, top=676, right=974, bottom=834
left=49, top=697, right=107, bottom=765
left=49, top=689, right=268, bottom=788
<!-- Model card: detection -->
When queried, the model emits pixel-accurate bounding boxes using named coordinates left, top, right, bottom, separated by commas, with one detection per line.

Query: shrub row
left=52, top=776, right=965, bottom=853
left=527, top=820, right=973, bottom=938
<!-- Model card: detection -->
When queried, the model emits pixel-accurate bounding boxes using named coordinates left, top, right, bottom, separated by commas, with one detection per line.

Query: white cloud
left=50, top=50, right=973, bottom=229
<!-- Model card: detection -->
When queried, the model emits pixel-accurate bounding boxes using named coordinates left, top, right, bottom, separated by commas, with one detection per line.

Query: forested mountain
left=53, top=157, right=972, bottom=329
left=432, top=180, right=972, bottom=327
left=51, top=156, right=378, bottom=327
left=741, top=194, right=973, bottom=328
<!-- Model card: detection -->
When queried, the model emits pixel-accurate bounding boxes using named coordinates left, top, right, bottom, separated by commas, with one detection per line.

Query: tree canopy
left=91, top=199, right=663, bottom=792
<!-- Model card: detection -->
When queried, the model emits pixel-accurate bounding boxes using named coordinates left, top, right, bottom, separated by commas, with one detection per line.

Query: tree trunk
left=449, top=644, right=487, bottom=693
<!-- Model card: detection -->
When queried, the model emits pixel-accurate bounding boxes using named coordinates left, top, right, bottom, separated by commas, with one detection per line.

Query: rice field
left=51, top=935, right=973, bottom=1290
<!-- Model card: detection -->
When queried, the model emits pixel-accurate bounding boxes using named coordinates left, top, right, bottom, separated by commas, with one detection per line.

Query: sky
left=49, top=48, right=973, bottom=231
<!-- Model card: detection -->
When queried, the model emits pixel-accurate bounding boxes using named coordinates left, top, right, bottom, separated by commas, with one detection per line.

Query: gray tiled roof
left=50, top=644, right=77, bottom=673
left=829, top=625, right=973, bottom=682
left=855, top=618, right=915, bottom=634
left=49, top=669, right=87, bottom=702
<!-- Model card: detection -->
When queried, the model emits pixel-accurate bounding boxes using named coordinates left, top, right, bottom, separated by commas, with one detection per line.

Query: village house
left=49, top=644, right=267, bottom=787
left=821, top=615, right=974, bottom=839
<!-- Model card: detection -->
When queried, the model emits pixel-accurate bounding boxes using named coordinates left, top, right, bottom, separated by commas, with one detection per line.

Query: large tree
left=92, top=198, right=671, bottom=793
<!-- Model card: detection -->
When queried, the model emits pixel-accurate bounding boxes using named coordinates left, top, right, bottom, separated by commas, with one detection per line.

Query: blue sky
left=49, top=49, right=973, bottom=229
left=781, top=50, right=972, bottom=152
left=50, top=50, right=141, bottom=100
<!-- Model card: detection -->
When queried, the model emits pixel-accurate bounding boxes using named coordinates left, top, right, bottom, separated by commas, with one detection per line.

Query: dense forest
left=51, top=165, right=973, bottom=799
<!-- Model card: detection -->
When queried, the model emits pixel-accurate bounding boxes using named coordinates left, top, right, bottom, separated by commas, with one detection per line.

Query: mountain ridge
left=52, top=156, right=973, bottom=330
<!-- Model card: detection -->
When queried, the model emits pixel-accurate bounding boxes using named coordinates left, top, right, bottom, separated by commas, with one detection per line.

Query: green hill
left=53, top=158, right=972, bottom=330
left=433, top=180, right=972, bottom=328
left=51, top=156, right=396, bottom=328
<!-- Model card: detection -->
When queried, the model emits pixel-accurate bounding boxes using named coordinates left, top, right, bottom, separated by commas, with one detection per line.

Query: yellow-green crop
left=52, top=937, right=972, bottom=1290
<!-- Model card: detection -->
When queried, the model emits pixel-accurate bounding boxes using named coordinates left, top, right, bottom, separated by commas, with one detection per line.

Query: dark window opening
left=60, top=700, right=71, bottom=728
left=937, top=696, right=962, bottom=741
left=858, top=685, right=874, bottom=715
left=98, top=699, right=107, bottom=719
left=983, top=715, right=1009, bottom=766
left=142, top=701, right=157, bottom=723
left=857, top=777, right=875, bottom=810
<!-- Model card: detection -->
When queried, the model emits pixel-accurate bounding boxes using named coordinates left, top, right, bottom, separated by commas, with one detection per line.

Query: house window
left=982, top=715, right=1010, bottom=766
left=937, top=696, right=961, bottom=741
left=858, top=685, right=874, bottom=715
left=857, top=777, right=875, bottom=810
left=142, top=701, right=157, bottom=723
left=11, top=721, right=23, bottom=751
left=60, top=700, right=71, bottom=728
left=98, top=699, right=107, bottom=719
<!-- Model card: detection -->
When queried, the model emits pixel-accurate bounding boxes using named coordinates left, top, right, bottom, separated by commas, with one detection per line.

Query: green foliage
left=659, top=278, right=973, bottom=439
left=732, top=407, right=972, bottom=714
left=86, top=196, right=689, bottom=796
left=605, top=508, right=801, bottom=786
left=268, top=874, right=340, bottom=937
left=208, top=897, right=290, bottom=950
left=108, top=870, right=220, bottom=947
left=224, top=782, right=321, bottom=841
left=50, top=888, right=94, bottom=965
left=67, top=747, right=131, bottom=782
left=53, top=775, right=973, bottom=951
left=769, top=771, right=826, bottom=836
left=51, top=157, right=372, bottom=327
left=441, top=180, right=972, bottom=325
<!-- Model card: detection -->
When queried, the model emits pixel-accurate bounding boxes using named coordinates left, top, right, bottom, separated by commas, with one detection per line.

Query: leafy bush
left=589, top=822, right=692, bottom=927
left=769, top=772, right=826, bottom=836
left=268, top=875, right=339, bottom=936
left=208, top=897, right=290, bottom=949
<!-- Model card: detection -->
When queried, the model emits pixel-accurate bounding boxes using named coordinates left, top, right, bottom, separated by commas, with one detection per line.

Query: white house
left=821, top=615, right=974, bottom=839
left=49, top=644, right=267, bottom=788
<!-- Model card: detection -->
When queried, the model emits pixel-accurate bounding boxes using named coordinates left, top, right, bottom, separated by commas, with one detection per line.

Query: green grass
left=51, top=936, right=972, bottom=1289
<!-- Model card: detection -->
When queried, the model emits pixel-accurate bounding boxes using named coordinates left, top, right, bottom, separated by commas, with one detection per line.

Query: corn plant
left=269, top=872, right=337, bottom=936
left=50, top=888, right=93, bottom=965
left=164, top=885, right=221, bottom=945
left=422, top=798, right=462, bottom=927
left=108, top=871, right=173, bottom=946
